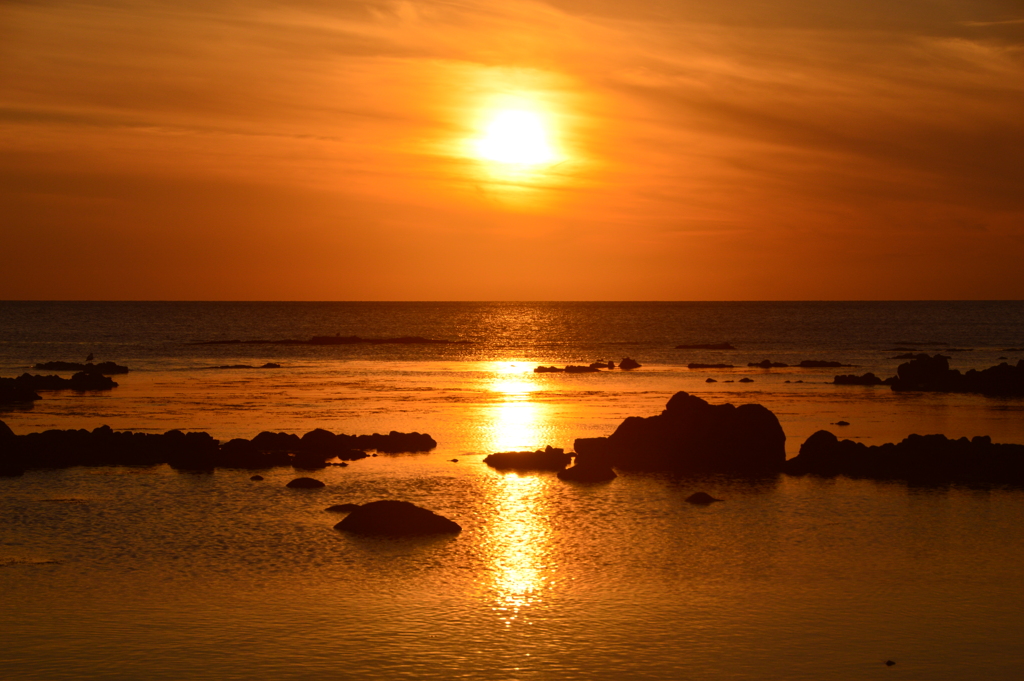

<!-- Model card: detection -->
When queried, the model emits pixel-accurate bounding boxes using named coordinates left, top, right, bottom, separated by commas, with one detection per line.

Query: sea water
left=2, top=301, right=1024, bottom=679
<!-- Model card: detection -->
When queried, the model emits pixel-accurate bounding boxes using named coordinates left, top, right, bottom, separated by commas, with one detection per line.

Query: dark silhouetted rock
left=738, top=377, right=754, bottom=383
left=675, top=343, right=735, bottom=350
left=834, top=372, right=895, bottom=386
left=686, top=492, right=722, bottom=504
left=888, top=354, right=1024, bottom=396
left=574, top=392, right=785, bottom=474
left=785, top=430, right=1024, bottom=483
left=33, top=361, right=129, bottom=375
left=286, top=477, right=325, bottom=489
left=886, top=661, right=896, bottom=667
left=334, top=500, right=460, bottom=535
left=557, top=460, right=617, bottom=482
left=212, top=363, right=282, bottom=369
left=250, top=475, right=264, bottom=481
left=835, top=421, right=850, bottom=426
left=565, top=365, right=600, bottom=373
left=619, top=357, right=641, bottom=370
left=0, top=378, right=41, bottom=403
left=534, top=366, right=563, bottom=373
left=688, top=363, right=734, bottom=369
left=325, top=503, right=361, bottom=513
left=251, top=431, right=301, bottom=452
left=589, top=361, right=613, bottom=370
left=748, top=360, right=788, bottom=368
left=10, top=372, right=117, bottom=391
left=706, top=378, right=717, bottom=383
left=485, top=446, right=572, bottom=471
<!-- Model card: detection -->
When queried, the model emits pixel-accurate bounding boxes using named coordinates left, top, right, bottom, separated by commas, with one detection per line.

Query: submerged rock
left=334, top=500, right=461, bottom=535
left=484, top=446, right=572, bottom=471
left=573, top=391, right=785, bottom=474
left=286, top=477, right=325, bottom=489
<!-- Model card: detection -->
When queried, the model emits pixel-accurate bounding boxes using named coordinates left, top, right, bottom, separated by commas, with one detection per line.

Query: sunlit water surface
left=3, top=301, right=1024, bottom=679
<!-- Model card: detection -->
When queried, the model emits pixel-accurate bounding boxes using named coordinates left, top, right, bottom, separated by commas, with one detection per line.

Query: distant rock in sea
left=334, top=500, right=461, bottom=535
left=738, top=377, right=754, bottom=383
left=618, top=357, right=642, bottom=370
left=211, top=363, right=282, bottom=369
left=484, top=446, right=572, bottom=471
left=675, top=343, right=736, bottom=350
left=688, top=363, right=734, bottom=369
left=785, top=430, right=1024, bottom=483
left=834, top=372, right=894, bottom=386
left=888, top=354, right=1024, bottom=396
left=748, top=360, right=788, bottom=368
left=0, top=425, right=437, bottom=472
left=573, top=391, right=786, bottom=474
left=33, top=361, right=129, bottom=375
left=685, top=492, right=722, bottom=504
left=5, top=372, right=118, bottom=391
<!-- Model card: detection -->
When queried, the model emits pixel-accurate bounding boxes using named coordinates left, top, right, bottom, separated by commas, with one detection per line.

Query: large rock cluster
left=785, top=430, right=1024, bottom=483
left=0, top=421, right=436, bottom=473
left=573, top=391, right=786, bottom=474
left=888, top=354, right=1024, bottom=396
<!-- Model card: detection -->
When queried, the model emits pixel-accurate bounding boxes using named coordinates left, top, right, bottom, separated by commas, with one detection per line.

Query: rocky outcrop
left=888, top=354, right=1024, bottom=396
left=573, top=392, right=786, bottom=474
left=33, top=361, right=130, bottom=374
left=748, top=360, right=788, bottom=368
left=0, top=426, right=436, bottom=472
left=5, top=372, right=118, bottom=391
left=484, top=446, right=572, bottom=471
left=785, top=430, right=1024, bottom=483
left=834, top=372, right=895, bottom=386
left=0, top=378, right=41, bottom=403
left=619, top=357, right=641, bottom=370
left=334, top=500, right=461, bottom=535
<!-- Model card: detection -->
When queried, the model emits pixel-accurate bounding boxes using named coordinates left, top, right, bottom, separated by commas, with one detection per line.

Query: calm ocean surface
left=2, top=301, right=1024, bottom=679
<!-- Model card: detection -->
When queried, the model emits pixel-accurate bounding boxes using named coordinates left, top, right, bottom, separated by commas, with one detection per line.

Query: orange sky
left=2, top=0, right=1023, bottom=300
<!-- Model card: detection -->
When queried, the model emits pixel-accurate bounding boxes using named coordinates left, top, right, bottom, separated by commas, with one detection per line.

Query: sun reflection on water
left=483, top=474, right=556, bottom=628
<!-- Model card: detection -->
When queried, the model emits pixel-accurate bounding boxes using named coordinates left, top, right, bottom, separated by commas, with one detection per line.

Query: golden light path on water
left=480, top=366, right=558, bottom=627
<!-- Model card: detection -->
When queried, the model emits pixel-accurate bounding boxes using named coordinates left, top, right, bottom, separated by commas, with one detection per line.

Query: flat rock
left=484, top=446, right=572, bottom=471
left=334, top=500, right=461, bottom=535
left=686, top=492, right=722, bottom=504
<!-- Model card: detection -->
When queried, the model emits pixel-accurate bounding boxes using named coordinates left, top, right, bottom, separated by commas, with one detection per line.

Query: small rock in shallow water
left=250, top=475, right=264, bottom=481
left=885, top=660, right=895, bottom=667
left=286, top=477, right=325, bottom=489
left=335, top=500, right=461, bottom=535
left=686, top=492, right=722, bottom=504
left=835, top=421, right=850, bottom=426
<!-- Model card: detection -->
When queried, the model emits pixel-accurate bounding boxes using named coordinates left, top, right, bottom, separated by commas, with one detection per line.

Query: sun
left=475, top=109, right=556, bottom=165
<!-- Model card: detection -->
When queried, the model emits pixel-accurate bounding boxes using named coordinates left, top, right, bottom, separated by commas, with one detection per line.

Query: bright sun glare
left=476, top=110, right=555, bottom=165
